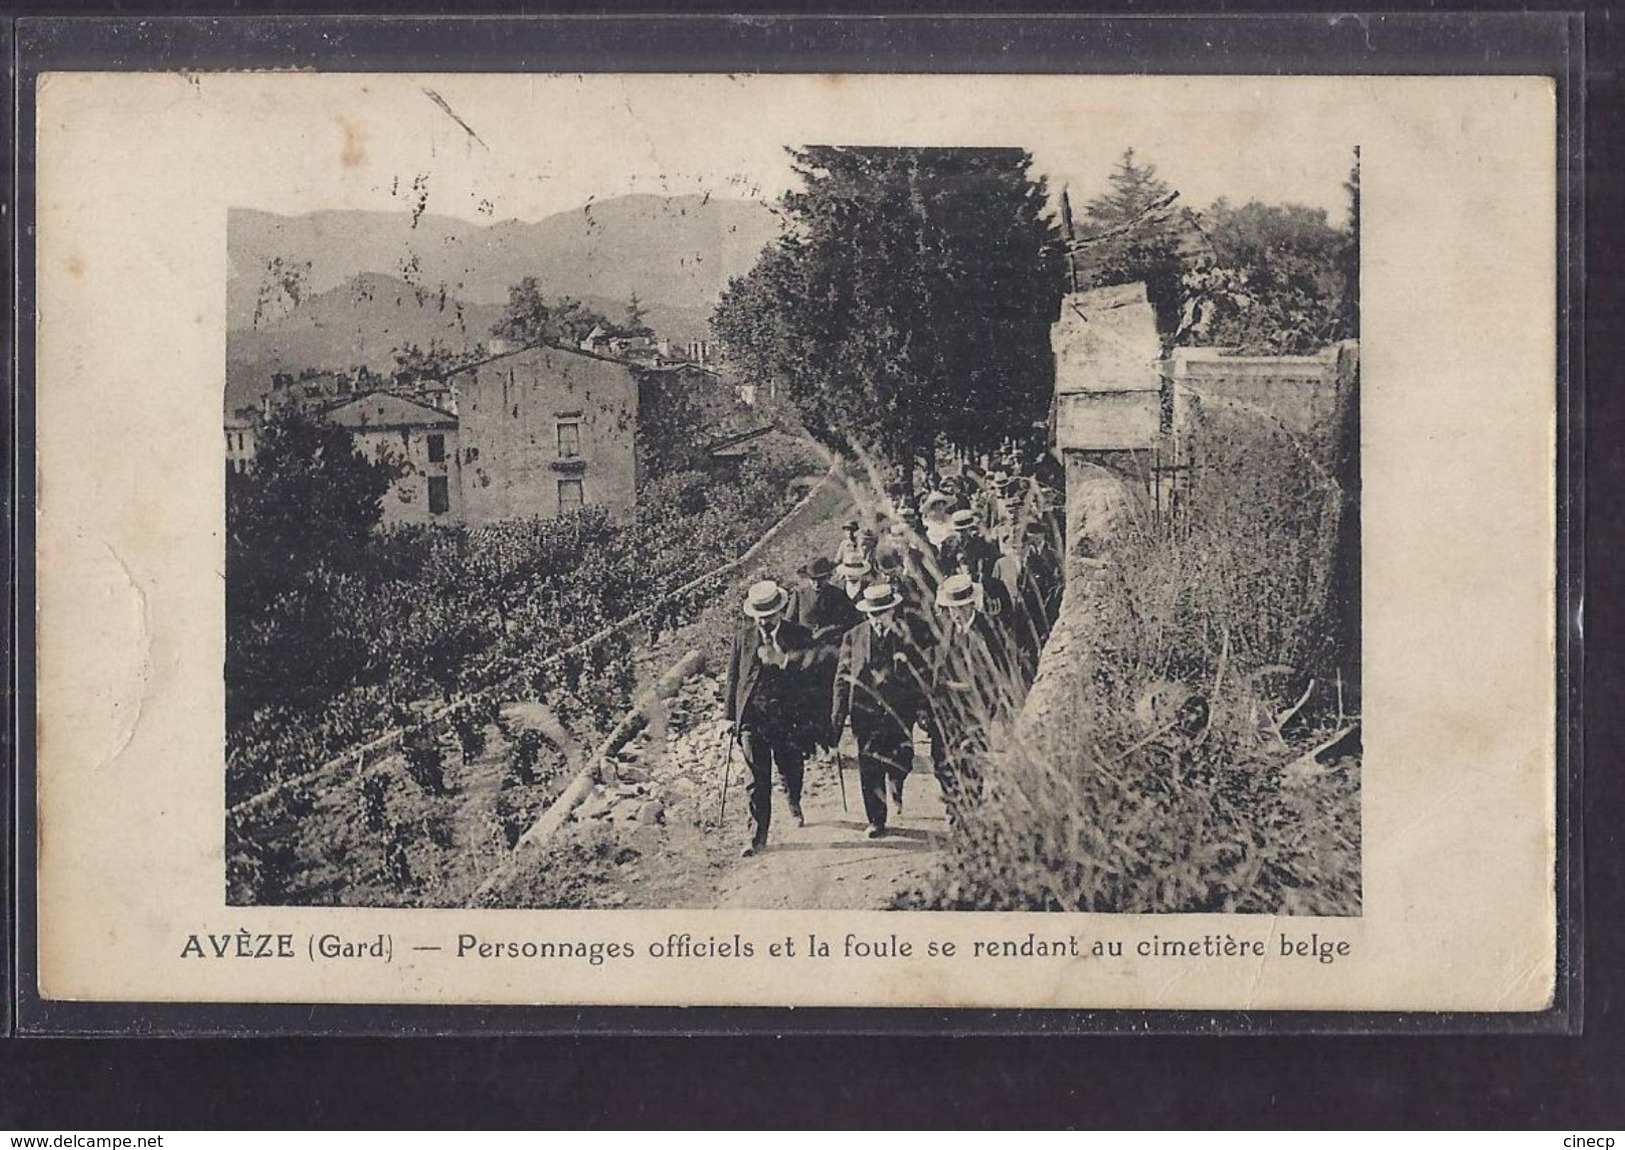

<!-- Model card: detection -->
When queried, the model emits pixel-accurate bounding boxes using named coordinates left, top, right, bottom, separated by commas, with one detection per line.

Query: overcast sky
left=215, top=72, right=1359, bottom=229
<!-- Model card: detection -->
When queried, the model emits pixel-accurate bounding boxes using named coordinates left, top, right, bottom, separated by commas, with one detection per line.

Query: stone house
left=450, top=343, right=640, bottom=526
left=224, top=343, right=640, bottom=529
left=324, top=392, right=461, bottom=526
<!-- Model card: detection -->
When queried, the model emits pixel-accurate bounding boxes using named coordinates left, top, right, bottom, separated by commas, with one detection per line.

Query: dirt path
left=555, top=664, right=949, bottom=911
left=711, top=742, right=948, bottom=909
left=529, top=473, right=950, bottom=911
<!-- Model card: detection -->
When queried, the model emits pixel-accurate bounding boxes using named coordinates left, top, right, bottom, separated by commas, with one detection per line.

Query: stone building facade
left=225, top=343, right=641, bottom=529
left=450, top=344, right=640, bottom=527
left=324, top=392, right=461, bottom=526
left=224, top=414, right=258, bottom=476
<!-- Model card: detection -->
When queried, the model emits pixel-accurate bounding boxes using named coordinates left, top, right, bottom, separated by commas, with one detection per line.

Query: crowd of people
left=722, top=457, right=1066, bottom=856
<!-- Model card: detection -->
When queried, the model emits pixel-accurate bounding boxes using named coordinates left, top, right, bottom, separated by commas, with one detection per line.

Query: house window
left=427, top=433, right=446, bottom=463
left=428, top=476, right=450, bottom=515
left=557, top=479, right=584, bottom=512
left=556, top=420, right=581, bottom=459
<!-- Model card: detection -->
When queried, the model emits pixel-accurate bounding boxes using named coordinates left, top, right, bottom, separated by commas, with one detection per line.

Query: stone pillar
left=1049, top=281, right=1162, bottom=570
left=1017, top=283, right=1162, bottom=745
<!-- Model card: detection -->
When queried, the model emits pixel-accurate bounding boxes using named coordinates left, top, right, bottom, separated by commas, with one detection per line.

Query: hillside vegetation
left=226, top=416, right=822, bottom=906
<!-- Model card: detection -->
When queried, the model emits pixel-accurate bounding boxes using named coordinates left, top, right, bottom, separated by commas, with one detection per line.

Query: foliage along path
left=503, top=475, right=948, bottom=911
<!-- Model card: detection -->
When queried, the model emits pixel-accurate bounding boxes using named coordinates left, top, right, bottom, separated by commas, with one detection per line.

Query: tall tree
left=491, top=278, right=612, bottom=348
left=1083, top=147, right=1172, bottom=230
left=1194, top=199, right=1353, bottom=354
left=226, top=409, right=396, bottom=723
left=712, top=146, right=1063, bottom=483
left=491, top=276, right=553, bottom=345
left=1077, top=148, right=1188, bottom=333
left=623, top=292, right=652, bottom=338
left=549, top=296, right=605, bottom=345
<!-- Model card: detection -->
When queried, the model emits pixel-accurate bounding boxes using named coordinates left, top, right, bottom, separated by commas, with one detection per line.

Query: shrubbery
left=228, top=452, right=813, bottom=801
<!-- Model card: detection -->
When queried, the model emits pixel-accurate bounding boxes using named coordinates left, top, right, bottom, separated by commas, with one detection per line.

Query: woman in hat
left=920, top=489, right=956, bottom=549
left=724, top=579, right=817, bottom=856
left=831, top=582, right=928, bottom=838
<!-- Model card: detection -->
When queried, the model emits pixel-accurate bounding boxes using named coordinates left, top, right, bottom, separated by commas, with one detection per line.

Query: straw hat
left=950, top=508, right=980, bottom=533
left=834, top=558, right=871, bottom=581
left=742, top=579, right=790, bottom=618
left=935, top=572, right=981, bottom=610
left=856, top=582, right=903, bottom=614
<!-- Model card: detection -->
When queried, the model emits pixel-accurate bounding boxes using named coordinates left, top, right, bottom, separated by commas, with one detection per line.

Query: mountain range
left=226, top=194, right=780, bottom=411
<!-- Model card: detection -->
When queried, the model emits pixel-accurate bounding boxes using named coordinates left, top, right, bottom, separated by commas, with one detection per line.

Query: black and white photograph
left=221, top=83, right=1362, bottom=918
left=28, top=66, right=1557, bottom=1014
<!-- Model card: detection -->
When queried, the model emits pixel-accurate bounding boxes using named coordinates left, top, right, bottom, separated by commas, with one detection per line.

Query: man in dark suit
left=790, top=557, right=862, bottom=752
left=831, top=582, right=930, bottom=839
left=791, top=557, right=862, bottom=644
left=945, top=508, right=1006, bottom=590
left=724, top=579, right=816, bottom=857
left=1015, top=518, right=1064, bottom=663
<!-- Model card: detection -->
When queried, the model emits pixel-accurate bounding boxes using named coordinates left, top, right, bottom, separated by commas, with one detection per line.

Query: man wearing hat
left=1015, top=518, right=1063, bottom=657
left=792, top=557, right=862, bottom=641
left=725, top=579, right=817, bottom=856
left=835, top=519, right=869, bottom=570
left=925, top=572, right=1020, bottom=822
left=873, top=546, right=933, bottom=644
left=874, top=544, right=944, bottom=788
left=940, top=508, right=1013, bottom=619
left=833, top=555, right=872, bottom=601
left=831, top=582, right=929, bottom=838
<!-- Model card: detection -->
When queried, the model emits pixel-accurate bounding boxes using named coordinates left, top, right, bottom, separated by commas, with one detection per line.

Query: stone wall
left=351, top=424, right=460, bottom=527
left=1028, top=281, right=1360, bottom=740
left=1171, top=342, right=1357, bottom=437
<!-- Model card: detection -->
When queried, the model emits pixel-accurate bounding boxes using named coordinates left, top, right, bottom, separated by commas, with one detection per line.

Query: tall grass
left=906, top=389, right=1361, bottom=915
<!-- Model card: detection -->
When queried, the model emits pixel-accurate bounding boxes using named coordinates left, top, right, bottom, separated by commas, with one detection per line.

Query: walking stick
left=834, top=744, right=849, bottom=813
left=716, top=726, right=739, bottom=828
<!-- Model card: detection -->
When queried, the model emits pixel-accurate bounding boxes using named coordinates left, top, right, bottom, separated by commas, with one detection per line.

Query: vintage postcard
left=28, top=71, right=1557, bottom=1014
